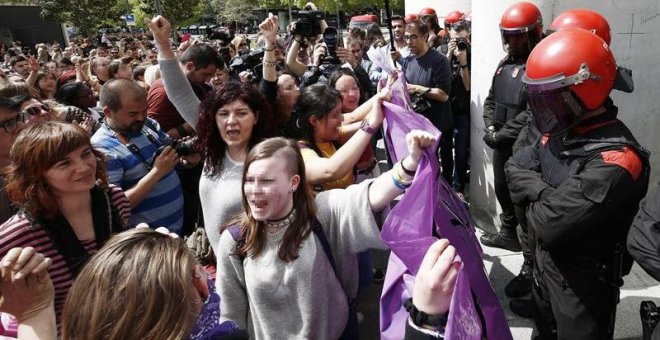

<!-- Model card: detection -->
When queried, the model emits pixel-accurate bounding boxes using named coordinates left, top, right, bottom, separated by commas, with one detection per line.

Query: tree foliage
left=255, top=0, right=404, bottom=12
left=211, top=0, right=260, bottom=24
left=37, top=0, right=118, bottom=36
left=137, top=0, right=201, bottom=28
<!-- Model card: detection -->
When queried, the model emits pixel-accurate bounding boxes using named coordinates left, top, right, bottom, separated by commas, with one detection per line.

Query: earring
left=291, top=188, right=296, bottom=193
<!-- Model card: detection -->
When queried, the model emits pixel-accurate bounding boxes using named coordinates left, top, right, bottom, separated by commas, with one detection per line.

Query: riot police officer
left=481, top=2, right=543, bottom=253
left=508, top=8, right=633, bottom=317
left=507, top=28, right=650, bottom=339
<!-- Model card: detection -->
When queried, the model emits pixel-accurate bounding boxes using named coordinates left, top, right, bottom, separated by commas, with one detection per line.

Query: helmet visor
left=527, top=86, right=582, bottom=134
left=501, top=27, right=540, bottom=58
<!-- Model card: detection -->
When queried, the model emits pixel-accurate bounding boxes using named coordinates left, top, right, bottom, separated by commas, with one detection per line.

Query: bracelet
left=400, top=160, right=416, bottom=176
left=263, top=60, right=278, bottom=67
left=360, top=119, right=377, bottom=134
left=393, top=163, right=413, bottom=185
left=391, top=174, right=410, bottom=190
left=338, top=125, right=345, bottom=138
left=264, top=45, right=277, bottom=52
left=403, top=298, right=448, bottom=331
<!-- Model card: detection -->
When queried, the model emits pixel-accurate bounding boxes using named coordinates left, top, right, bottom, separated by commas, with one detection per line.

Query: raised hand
left=412, top=239, right=461, bottom=315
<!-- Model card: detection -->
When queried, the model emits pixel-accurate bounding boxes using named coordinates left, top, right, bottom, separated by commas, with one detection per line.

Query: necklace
left=265, top=209, right=296, bottom=233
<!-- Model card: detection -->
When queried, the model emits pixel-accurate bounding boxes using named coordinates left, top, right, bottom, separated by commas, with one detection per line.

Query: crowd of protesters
left=1, top=1, right=659, bottom=340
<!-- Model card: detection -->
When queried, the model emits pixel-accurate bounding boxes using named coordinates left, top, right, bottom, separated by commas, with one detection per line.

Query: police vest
left=492, top=63, right=527, bottom=128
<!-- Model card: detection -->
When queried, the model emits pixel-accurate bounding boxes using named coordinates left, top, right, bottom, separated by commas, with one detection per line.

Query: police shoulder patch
left=601, top=146, right=643, bottom=180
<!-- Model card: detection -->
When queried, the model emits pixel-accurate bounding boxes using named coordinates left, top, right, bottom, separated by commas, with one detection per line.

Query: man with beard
left=91, top=79, right=184, bottom=234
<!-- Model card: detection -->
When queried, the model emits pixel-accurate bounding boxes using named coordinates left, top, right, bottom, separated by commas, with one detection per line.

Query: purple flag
left=378, top=74, right=512, bottom=340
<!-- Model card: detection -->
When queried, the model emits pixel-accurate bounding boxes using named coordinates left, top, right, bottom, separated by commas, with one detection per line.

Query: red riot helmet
left=523, top=28, right=617, bottom=134
left=549, top=8, right=611, bottom=45
left=419, top=7, right=437, bottom=17
left=500, top=2, right=543, bottom=59
left=405, top=14, right=420, bottom=23
left=444, top=10, right=465, bottom=30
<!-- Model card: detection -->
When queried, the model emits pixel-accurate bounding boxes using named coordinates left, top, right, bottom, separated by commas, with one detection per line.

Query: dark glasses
left=20, top=103, right=49, bottom=117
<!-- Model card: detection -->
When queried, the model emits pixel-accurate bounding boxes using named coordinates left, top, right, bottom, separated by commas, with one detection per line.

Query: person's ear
left=184, top=61, right=195, bottom=72
left=102, top=106, right=112, bottom=118
left=192, top=264, right=209, bottom=301
left=308, top=115, right=319, bottom=129
left=290, top=174, right=301, bottom=192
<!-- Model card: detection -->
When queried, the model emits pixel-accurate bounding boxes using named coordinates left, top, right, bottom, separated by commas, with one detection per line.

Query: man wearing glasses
left=0, top=97, right=27, bottom=223
left=391, top=18, right=453, bottom=183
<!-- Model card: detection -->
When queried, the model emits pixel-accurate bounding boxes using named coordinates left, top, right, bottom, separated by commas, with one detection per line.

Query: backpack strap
left=310, top=218, right=339, bottom=277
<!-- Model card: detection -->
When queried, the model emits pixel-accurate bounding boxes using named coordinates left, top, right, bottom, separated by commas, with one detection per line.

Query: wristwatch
left=360, top=119, right=377, bottom=134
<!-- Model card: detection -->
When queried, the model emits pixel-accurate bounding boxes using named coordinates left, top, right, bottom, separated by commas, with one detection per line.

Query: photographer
left=445, top=20, right=471, bottom=199
left=300, top=34, right=372, bottom=95
left=91, top=78, right=188, bottom=235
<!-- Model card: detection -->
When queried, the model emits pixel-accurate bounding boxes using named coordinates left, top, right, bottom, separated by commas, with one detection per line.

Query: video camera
left=229, top=48, right=266, bottom=83
left=292, top=9, right=326, bottom=37
left=320, top=27, right=341, bottom=65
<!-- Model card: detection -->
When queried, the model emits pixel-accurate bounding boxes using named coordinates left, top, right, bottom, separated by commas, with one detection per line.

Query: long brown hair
left=230, top=137, right=317, bottom=262
left=61, top=228, right=200, bottom=340
left=3, top=121, right=108, bottom=218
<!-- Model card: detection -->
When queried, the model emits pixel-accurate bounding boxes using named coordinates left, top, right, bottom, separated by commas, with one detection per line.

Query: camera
left=292, top=10, right=325, bottom=37
left=229, top=48, right=265, bottom=82
left=153, top=138, right=196, bottom=163
left=456, top=37, right=469, bottom=51
left=321, top=27, right=341, bottom=65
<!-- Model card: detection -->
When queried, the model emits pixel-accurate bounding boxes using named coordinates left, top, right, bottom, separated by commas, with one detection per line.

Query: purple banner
left=378, top=74, right=512, bottom=340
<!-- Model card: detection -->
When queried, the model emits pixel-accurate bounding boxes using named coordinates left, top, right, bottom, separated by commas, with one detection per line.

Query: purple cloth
left=378, top=74, right=512, bottom=340
left=189, top=277, right=240, bottom=340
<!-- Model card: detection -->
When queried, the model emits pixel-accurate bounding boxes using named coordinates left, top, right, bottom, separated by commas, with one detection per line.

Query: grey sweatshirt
left=216, top=180, right=386, bottom=339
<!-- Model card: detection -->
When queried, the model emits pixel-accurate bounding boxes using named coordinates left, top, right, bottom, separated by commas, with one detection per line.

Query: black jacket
left=506, top=106, right=650, bottom=262
left=627, top=183, right=660, bottom=281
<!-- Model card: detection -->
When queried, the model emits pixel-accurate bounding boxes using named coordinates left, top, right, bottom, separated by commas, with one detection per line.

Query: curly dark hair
left=196, top=81, right=271, bottom=176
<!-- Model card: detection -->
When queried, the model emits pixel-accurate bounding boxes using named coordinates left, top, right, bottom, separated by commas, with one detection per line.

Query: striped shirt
left=91, top=119, right=183, bottom=233
left=0, top=185, right=130, bottom=332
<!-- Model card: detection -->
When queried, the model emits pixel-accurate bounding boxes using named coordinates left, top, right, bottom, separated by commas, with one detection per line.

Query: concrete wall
left=405, top=0, right=660, bottom=230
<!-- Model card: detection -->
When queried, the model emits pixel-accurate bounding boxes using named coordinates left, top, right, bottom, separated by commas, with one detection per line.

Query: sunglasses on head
left=21, top=103, right=49, bottom=116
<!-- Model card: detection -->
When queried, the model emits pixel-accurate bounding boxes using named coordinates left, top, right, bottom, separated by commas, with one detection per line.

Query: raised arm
left=368, top=130, right=435, bottom=211
left=146, top=16, right=201, bottom=130
left=304, top=92, right=386, bottom=185
left=260, top=13, right=279, bottom=83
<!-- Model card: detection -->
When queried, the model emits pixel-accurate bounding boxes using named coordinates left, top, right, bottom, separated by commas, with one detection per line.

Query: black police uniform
left=482, top=58, right=530, bottom=246
left=628, top=184, right=660, bottom=340
left=506, top=106, right=650, bottom=339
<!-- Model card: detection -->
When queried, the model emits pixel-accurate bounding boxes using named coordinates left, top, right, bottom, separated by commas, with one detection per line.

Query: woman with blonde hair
left=0, top=121, right=130, bottom=330
left=61, top=228, right=241, bottom=340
